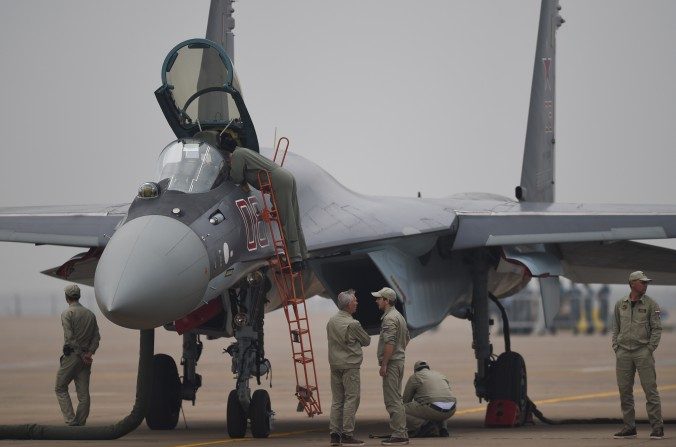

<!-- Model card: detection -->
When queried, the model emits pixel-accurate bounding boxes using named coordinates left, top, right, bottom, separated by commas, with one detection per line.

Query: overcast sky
left=1, top=0, right=675, bottom=304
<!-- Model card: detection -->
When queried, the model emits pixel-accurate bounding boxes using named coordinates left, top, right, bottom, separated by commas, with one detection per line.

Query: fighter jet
left=2, top=0, right=676, bottom=437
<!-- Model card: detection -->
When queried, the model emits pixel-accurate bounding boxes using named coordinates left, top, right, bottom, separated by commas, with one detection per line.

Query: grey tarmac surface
left=1, top=298, right=675, bottom=446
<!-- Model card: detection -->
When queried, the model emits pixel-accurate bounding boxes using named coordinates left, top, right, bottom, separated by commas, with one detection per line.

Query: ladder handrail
left=256, top=169, right=322, bottom=417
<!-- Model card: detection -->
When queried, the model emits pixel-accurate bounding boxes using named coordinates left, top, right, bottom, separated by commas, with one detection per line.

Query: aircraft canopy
left=156, top=139, right=226, bottom=194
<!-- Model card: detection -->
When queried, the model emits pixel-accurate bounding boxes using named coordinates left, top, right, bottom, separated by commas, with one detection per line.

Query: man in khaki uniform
left=327, top=290, right=371, bottom=446
left=223, top=130, right=307, bottom=271
left=373, top=287, right=410, bottom=446
left=612, top=271, right=663, bottom=440
left=55, top=284, right=101, bottom=426
left=403, top=361, right=456, bottom=438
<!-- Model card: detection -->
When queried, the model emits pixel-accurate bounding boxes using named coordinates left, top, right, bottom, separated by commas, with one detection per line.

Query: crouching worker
left=403, top=361, right=456, bottom=438
left=221, top=129, right=308, bottom=271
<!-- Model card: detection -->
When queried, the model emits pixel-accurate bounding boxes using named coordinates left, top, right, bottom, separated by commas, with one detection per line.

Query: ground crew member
left=373, top=287, right=410, bottom=445
left=403, top=361, right=456, bottom=438
left=55, top=284, right=101, bottom=426
left=222, top=129, right=307, bottom=271
left=612, top=271, right=663, bottom=440
left=327, top=289, right=371, bottom=446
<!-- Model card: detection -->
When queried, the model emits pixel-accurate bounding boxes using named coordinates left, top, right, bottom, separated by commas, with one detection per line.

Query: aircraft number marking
left=235, top=197, right=270, bottom=252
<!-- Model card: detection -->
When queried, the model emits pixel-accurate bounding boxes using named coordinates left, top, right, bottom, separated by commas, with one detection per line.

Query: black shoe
left=613, top=427, right=637, bottom=439
left=330, top=433, right=341, bottom=446
left=341, top=435, right=365, bottom=445
left=381, top=438, right=409, bottom=445
left=650, top=427, right=664, bottom=440
left=291, top=260, right=304, bottom=272
left=416, top=421, right=438, bottom=437
left=438, top=427, right=449, bottom=437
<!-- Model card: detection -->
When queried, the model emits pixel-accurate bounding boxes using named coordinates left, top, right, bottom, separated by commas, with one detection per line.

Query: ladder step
left=294, top=356, right=314, bottom=364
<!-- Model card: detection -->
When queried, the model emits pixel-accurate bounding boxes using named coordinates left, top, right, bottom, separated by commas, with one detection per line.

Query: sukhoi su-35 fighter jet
left=2, top=0, right=676, bottom=437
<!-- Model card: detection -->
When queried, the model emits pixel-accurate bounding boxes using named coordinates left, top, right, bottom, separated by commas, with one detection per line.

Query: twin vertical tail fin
left=206, top=0, right=236, bottom=62
left=516, top=0, right=565, bottom=203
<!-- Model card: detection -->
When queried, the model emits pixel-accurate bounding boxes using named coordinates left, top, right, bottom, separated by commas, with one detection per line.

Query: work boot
left=330, top=433, right=341, bottom=446
left=341, top=435, right=365, bottom=445
left=381, top=437, right=409, bottom=445
left=650, top=427, right=664, bottom=440
left=291, top=260, right=304, bottom=272
left=613, top=426, right=637, bottom=439
left=438, top=427, right=450, bottom=437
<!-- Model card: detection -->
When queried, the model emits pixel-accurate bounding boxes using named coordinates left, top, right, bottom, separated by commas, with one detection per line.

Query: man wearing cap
left=373, top=287, right=410, bottom=445
left=402, top=361, right=456, bottom=437
left=55, top=284, right=101, bottom=426
left=612, top=271, right=663, bottom=440
left=326, top=289, right=371, bottom=446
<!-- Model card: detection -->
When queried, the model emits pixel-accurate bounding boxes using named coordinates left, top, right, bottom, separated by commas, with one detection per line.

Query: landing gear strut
left=224, top=269, right=274, bottom=438
left=468, top=250, right=530, bottom=427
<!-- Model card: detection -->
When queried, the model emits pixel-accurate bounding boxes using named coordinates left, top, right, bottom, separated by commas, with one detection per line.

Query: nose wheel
left=227, top=390, right=247, bottom=438
left=226, top=388, right=273, bottom=438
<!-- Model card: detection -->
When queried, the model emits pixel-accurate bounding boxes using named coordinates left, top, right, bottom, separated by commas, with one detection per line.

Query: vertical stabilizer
left=206, top=0, right=236, bottom=63
left=516, top=0, right=564, bottom=203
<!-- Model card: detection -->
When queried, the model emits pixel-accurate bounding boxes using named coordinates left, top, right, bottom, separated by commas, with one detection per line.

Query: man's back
left=404, top=369, right=454, bottom=404
left=61, top=303, right=100, bottom=353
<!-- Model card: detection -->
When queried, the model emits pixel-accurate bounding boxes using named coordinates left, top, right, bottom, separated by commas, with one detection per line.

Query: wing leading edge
left=0, top=204, right=128, bottom=248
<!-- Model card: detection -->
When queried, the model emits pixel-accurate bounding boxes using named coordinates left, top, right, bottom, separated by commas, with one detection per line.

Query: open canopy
left=155, top=39, right=258, bottom=151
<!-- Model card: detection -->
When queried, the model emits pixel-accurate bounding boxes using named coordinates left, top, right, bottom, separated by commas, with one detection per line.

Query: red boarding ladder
left=256, top=158, right=322, bottom=417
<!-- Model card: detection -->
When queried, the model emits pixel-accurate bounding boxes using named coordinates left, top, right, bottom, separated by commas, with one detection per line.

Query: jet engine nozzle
left=95, top=215, right=210, bottom=329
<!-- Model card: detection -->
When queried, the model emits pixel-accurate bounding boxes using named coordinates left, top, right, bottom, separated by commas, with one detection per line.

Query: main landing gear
left=468, top=250, right=530, bottom=427
left=146, top=332, right=204, bottom=430
left=224, top=270, right=274, bottom=438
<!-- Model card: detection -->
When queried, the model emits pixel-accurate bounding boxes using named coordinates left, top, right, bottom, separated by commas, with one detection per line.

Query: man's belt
left=429, top=402, right=454, bottom=412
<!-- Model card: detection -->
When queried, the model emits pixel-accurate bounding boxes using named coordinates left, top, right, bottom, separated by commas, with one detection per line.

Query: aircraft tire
left=227, top=390, right=247, bottom=438
left=146, top=354, right=181, bottom=430
left=249, top=389, right=272, bottom=438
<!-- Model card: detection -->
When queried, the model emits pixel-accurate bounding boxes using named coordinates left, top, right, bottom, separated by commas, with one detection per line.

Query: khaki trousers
left=615, top=347, right=663, bottom=430
left=271, top=169, right=307, bottom=262
left=329, top=367, right=361, bottom=436
left=382, top=360, right=407, bottom=439
left=55, top=353, right=91, bottom=425
left=404, top=400, right=456, bottom=432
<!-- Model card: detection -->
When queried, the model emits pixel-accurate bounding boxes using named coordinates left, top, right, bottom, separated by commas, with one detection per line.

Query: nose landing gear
left=225, top=269, right=274, bottom=438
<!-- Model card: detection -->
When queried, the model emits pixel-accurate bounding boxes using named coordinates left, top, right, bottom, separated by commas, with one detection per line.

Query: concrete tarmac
left=1, top=299, right=675, bottom=446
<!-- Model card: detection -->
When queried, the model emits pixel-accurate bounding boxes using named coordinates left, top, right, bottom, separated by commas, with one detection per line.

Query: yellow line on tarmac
left=455, top=384, right=676, bottom=416
left=173, top=428, right=325, bottom=447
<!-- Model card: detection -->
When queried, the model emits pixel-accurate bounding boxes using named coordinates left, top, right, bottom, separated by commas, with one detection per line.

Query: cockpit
left=156, top=139, right=227, bottom=193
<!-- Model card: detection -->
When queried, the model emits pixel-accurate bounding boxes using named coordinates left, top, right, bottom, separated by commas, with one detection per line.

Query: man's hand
left=379, top=363, right=388, bottom=378
left=241, top=183, right=251, bottom=193
left=81, top=352, right=93, bottom=365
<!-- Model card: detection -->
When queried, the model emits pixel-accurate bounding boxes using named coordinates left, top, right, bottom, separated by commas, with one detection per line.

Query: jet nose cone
left=95, top=215, right=210, bottom=329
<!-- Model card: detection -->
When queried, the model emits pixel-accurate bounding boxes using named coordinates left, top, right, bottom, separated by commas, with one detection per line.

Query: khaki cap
left=64, top=284, right=81, bottom=299
left=371, top=287, right=396, bottom=302
left=628, top=271, right=652, bottom=282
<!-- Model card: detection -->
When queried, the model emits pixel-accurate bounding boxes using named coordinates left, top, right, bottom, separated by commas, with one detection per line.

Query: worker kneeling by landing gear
left=403, top=361, right=456, bottom=438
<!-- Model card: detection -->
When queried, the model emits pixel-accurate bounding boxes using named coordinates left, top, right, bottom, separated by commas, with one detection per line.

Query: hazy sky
left=1, top=0, right=675, bottom=300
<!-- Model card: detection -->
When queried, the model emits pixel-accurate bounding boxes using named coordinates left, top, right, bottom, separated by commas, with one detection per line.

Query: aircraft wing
left=0, top=204, right=128, bottom=248
left=452, top=201, right=676, bottom=250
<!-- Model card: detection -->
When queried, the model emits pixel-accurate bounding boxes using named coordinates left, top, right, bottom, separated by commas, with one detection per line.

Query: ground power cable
left=0, top=329, right=154, bottom=440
